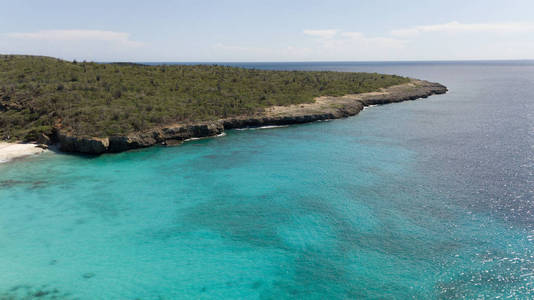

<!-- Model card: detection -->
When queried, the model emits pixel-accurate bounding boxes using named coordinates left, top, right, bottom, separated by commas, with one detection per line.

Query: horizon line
left=3, top=54, right=534, bottom=64
left=107, top=58, right=534, bottom=64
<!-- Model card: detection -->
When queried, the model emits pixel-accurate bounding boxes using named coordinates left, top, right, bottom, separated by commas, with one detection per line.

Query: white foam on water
left=363, top=104, right=378, bottom=110
left=235, top=125, right=289, bottom=131
left=183, top=137, right=201, bottom=142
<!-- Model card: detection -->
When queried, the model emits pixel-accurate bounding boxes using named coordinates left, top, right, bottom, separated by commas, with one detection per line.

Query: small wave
left=236, top=125, right=289, bottom=131
left=363, top=104, right=378, bottom=110
left=184, top=137, right=201, bottom=142
left=184, top=132, right=226, bottom=142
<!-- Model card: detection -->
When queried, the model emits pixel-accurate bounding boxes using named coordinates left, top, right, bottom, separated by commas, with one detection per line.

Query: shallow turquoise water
left=1, top=62, right=533, bottom=299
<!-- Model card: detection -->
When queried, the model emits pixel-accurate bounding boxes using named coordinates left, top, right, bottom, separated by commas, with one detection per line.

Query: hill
left=0, top=55, right=410, bottom=142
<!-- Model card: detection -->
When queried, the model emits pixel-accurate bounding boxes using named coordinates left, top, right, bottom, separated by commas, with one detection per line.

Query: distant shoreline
left=55, top=79, right=446, bottom=154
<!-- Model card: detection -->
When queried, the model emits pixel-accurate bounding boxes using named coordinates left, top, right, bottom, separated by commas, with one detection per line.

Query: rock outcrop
left=57, top=123, right=224, bottom=154
left=57, top=133, right=110, bottom=154
left=55, top=79, right=447, bottom=154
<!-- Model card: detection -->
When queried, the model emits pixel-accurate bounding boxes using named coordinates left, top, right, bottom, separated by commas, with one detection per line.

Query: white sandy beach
left=0, top=142, right=45, bottom=163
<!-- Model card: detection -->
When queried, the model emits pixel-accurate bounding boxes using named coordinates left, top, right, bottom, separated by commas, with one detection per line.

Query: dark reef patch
left=0, top=179, right=49, bottom=189
left=1, top=285, right=72, bottom=300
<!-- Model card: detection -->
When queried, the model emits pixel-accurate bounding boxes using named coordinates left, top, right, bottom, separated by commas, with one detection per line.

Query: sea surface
left=1, top=61, right=534, bottom=299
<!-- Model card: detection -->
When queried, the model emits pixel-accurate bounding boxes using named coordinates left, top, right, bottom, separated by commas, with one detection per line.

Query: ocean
left=0, top=61, right=533, bottom=299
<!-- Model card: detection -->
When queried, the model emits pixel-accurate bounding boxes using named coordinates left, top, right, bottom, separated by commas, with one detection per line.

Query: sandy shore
left=0, top=142, right=46, bottom=163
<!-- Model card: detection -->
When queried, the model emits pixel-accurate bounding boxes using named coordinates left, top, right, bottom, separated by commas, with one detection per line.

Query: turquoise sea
left=1, top=61, right=533, bottom=299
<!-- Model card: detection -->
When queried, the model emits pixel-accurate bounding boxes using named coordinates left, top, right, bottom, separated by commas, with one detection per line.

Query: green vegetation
left=0, top=55, right=409, bottom=140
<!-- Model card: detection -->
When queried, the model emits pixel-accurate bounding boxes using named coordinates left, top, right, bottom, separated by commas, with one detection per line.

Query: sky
left=1, top=0, right=533, bottom=62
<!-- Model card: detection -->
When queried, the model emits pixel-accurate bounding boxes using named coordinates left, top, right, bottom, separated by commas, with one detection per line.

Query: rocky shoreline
left=52, top=79, right=447, bottom=155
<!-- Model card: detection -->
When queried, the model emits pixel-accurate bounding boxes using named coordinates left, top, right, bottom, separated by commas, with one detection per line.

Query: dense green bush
left=0, top=55, right=409, bottom=140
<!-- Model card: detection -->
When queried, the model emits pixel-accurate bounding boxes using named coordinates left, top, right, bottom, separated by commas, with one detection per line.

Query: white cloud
left=304, top=30, right=405, bottom=49
left=2, top=22, right=533, bottom=61
left=210, top=43, right=313, bottom=61
left=391, top=21, right=534, bottom=37
left=303, top=29, right=338, bottom=39
left=6, top=29, right=143, bottom=47
left=341, top=31, right=405, bottom=48
left=299, top=29, right=406, bottom=60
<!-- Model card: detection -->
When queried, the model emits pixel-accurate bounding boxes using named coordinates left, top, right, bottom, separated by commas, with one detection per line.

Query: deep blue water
left=1, top=61, right=533, bottom=299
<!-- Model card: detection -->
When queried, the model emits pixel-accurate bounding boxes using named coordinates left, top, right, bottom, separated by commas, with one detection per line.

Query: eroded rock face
left=106, top=122, right=224, bottom=153
left=57, top=133, right=109, bottom=154
left=160, top=123, right=224, bottom=140
left=55, top=80, right=447, bottom=155
left=108, top=134, right=157, bottom=153
left=222, top=112, right=343, bottom=129
left=58, top=122, right=225, bottom=154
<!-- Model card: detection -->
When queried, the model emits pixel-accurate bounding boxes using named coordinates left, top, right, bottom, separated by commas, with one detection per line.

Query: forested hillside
left=0, top=55, right=409, bottom=140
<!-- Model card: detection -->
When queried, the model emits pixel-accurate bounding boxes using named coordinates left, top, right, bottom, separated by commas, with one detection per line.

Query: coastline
left=0, top=143, right=46, bottom=163
left=44, top=79, right=447, bottom=155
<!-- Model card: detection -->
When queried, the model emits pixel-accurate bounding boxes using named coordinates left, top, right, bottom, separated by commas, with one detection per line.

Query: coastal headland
left=0, top=55, right=447, bottom=156
left=55, top=79, right=446, bottom=154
